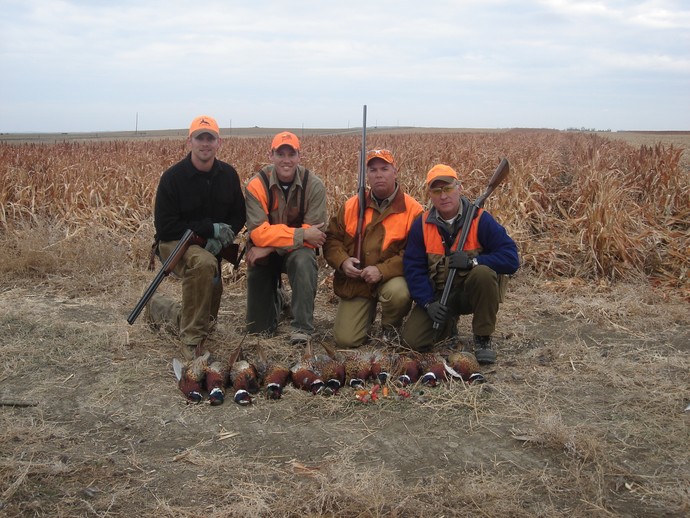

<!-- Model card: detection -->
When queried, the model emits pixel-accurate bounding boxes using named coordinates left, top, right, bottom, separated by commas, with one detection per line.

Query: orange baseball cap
left=366, top=149, right=395, bottom=167
left=189, top=116, right=219, bottom=138
left=271, top=131, right=300, bottom=151
left=426, top=164, right=459, bottom=186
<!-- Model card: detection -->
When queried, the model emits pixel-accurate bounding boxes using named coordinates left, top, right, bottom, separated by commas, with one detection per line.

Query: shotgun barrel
left=127, top=229, right=195, bottom=325
left=353, top=105, right=367, bottom=265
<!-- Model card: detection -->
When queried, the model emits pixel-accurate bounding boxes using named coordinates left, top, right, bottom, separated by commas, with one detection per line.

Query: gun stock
left=353, top=104, right=367, bottom=265
left=433, top=159, right=510, bottom=332
left=127, top=229, right=195, bottom=325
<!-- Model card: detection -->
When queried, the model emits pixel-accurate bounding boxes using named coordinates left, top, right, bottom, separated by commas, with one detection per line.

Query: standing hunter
left=324, top=149, right=423, bottom=348
left=244, top=131, right=327, bottom=345
left=401, top=164, right=519, bottom=363
left=148, top=115, right=246, bottom=360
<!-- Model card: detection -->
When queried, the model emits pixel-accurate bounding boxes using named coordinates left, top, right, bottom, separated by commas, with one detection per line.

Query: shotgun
left=433, top=158, right=510, bottom=332
left=353, top=104, right=367, bottom=266
left=129, top=229, right=244, bottom=325
left=127, top=229, right=195, bottom=325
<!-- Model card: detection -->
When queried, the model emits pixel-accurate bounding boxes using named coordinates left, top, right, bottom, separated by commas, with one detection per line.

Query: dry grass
left=0, top=129, right=688, bottom=517
left=1, top=130, right=688, bottom=297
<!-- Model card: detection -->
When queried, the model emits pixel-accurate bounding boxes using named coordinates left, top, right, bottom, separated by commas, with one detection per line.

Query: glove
left=204, top=238, right=222, bottom=256
left=213, top=223, right=235, bottom=248
left=425, top=300, right=448, bottom=325
left=448, top=250, right=472, bottom=270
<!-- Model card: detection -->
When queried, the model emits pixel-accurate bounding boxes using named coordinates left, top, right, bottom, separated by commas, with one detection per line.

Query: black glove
left=425, top=300, right=448, bottom=325
left=213, top=223, right=235, bottom=248
left=205, top=238, right=222, bottom=256
left=448, top=250, right=472, bottom=270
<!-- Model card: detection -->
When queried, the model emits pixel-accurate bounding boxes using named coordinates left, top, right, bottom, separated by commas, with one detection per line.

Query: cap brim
left=428, top=175, right=457, bottom=186
left=367, top=156, right=394, bottom=165
left=273, top=143, right=298, bottom=151
left=191, top=129, right=219, bottom=138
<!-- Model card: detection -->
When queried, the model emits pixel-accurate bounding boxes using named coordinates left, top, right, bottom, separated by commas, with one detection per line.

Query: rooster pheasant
left=392, top=354, right=421, bottom=386
left=173, top=351, right=210, bottom=404
left=205, top=360, right=226, bottom=405
left=255, top=343, right=291, bottom=400
left=290, top=340, right=325, bottom=394
left=314, top=342, right=346, bottom=394
left=446, top=351, right=485, bottom=384
left=417, top=352, right=448, bottom=387
left=342, top=351, right=374, bottom=388
left=228, top=344, right=260, bottom=405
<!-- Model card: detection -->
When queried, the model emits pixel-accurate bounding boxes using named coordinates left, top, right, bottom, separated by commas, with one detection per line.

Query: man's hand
left=448, top=250, right=472, bottom=270
left=213, top=223, right=235, bottom=248
left=340, top=257, right=363, bottom=279
left=245, top=246, right=275, bottom=267
left=205, top=238, right=222, bottom=256
left=425, top=300, right=448, bottom=325
left=360, top=265, right=382, bottom=284
left=303, top=223, right=326, bottom=248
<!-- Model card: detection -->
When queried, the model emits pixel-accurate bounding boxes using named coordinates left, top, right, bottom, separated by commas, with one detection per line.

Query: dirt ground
left=1, top=258, right=688, bottom=517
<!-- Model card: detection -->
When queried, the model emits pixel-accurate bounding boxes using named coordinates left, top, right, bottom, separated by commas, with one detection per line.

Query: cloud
left=1, top=0, right=688, bottom=132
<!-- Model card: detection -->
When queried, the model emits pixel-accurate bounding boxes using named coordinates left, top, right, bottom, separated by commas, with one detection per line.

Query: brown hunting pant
left=146, top=241, right=222, bottom=346
left=402, top=265, right=501, bottom=351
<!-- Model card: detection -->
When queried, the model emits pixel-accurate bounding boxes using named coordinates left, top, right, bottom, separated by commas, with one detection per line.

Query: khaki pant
left=147, top=241, right=221, bottom=346
left=402, top=265, right=500, bottom=351
left=246, top=247, right=318, bottom=335
left=333, top=276, right=413, bottom=348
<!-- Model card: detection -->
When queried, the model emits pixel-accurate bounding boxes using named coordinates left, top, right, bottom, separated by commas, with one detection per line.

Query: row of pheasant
left=173, top=340, right=486, bottom=406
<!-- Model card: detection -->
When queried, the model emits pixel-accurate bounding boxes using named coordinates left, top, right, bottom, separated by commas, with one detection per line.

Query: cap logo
left=198, top=118, right=212, bottom=127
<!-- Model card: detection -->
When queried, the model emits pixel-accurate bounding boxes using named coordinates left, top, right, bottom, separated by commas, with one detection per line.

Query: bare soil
left=1, top=261, right=688, bottom=517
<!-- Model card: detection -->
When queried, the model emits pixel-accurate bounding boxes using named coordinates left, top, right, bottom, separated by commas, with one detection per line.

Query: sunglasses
left=428, top=184, right=457, bottom=197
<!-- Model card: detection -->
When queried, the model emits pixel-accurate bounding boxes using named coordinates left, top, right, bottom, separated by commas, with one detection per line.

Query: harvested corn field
left=0, top=129, right=688, bottom=517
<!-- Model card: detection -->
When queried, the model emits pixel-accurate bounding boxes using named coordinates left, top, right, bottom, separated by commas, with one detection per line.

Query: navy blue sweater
left=403, top=208, right=519, bottom=308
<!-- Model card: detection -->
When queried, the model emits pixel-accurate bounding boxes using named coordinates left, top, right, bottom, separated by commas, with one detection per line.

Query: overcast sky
left=1, top=0, right=688, bottom=133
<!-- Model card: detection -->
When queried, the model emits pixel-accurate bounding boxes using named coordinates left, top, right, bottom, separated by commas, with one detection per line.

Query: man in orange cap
left=244, top=131, right=327, bottom=345
left=148, top=115, right=246, bottom=359
left=324, top=149, right=423, bottom=348
left=401, top=164, right=519, bottom=363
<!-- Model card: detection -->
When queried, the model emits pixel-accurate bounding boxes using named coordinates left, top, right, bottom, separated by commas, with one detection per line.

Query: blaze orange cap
left=426, top=164, right=459, bottom=186
left=271, top=131, right=300, bottom=151
left=189, top=115, right=219, bottom=138
left=366, top=149, right=395, bottom=167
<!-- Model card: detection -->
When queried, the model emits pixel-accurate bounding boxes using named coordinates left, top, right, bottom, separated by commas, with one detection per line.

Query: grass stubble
left=0, top=129, right=688, bottom=516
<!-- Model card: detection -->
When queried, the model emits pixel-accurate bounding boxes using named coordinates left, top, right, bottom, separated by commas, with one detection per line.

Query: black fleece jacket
left=154, top=153, right=246, bottom=241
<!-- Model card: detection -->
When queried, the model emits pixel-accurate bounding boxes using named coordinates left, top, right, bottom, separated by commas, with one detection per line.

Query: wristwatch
left=471, top=258, right=479, bottom=268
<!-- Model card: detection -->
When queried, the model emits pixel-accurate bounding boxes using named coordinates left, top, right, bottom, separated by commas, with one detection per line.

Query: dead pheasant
left=369, top=350, right=397, bottom=384
left=392, top=354, right=421, bottom=387
left=312, top=342, right=346, bottom=395
left=290, top=340, right=325, bottom=394
left=205, top=360, right=226, bottom=405
left=173, top=351, right=210, bottom=404
left=445, top=351, right=485, bottom=384
left=255, top=343, right=291, bottom=400
left=417, top=352, right=448, bottom=387
left=227, top=343, right=260, bottom=405
left=341, top=350, right=374, bottom=388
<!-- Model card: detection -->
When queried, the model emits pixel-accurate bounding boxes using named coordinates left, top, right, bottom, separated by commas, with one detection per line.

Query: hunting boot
left=474, top=335, right=496, bottom=365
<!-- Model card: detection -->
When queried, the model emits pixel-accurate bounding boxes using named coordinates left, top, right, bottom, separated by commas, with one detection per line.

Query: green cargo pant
left=246, top=247, right=317, bottom=335
left=147, top=241, right=222, bottom=346
left=402, top=265, right=500, bottom=351
left=333, top=276, right=413, bottom=348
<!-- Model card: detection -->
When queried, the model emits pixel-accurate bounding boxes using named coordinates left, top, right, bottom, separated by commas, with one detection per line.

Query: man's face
left=189, top=133, right=220, bottom=164
left=367, top=157, right=397, bottom=199
left=429, top=180, right=461, bottom=218
left=270, top=145, right=300, bottom=180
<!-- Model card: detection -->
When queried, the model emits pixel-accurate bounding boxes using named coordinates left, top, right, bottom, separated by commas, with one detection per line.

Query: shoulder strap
left=258, top=169, right=273, bottom=224
left=296, top=169, right=310, bottom=227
